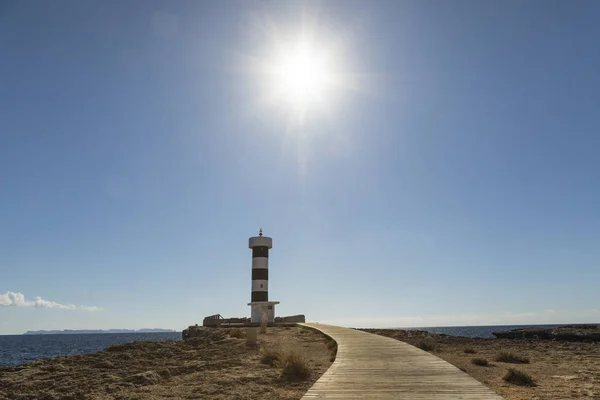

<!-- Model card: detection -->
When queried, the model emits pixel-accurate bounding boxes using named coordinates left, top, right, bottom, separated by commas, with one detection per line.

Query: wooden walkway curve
left=300, top=323, right=504, bottom=399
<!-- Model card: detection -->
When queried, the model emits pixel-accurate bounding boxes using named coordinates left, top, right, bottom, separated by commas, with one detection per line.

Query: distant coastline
left=23, top=329, right=176, bottom=335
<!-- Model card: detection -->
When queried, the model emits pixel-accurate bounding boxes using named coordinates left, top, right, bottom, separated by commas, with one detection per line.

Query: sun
left=236, top=15, right=359, bottom=124
left=264, top=38, right=338, bottom=116
left=274, top=42, right=331, bottom=107
left=235, top=11, right=363, bottom=178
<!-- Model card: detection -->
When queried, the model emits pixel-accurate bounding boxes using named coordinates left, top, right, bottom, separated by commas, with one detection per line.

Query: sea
left=0, top=332, right=181, bottom=367
left=0, top=324, right=571, bottom=367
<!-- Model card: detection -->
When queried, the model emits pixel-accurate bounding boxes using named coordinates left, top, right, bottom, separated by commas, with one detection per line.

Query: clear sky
left=1, top=1, right=599, bottom=334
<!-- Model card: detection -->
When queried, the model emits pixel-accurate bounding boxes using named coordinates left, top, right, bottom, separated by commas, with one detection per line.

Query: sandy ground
left=363, top=328, right=600, bottom=400
left=0, top=327, right=333, bottom=400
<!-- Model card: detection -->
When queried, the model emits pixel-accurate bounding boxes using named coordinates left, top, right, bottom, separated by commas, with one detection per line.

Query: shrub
left=260, top=347, right=281, bottom=366
left=225, top=328, right=245, bottom=339
left=471, top=358, right=489, bottom=366
left=329, top=341, right=337, bottom=360
left=464, top=348, right=476, bottom=354
left=495, top=351, right=529, bottom=364
left=321, top=335, right=337, bottom=362
left=417, top=340, right=435, bottom=352
left=280, top=351, right=310, bottom=382
left=564, top=324, right=598, bottom=330
left=503, top=368, right=536, bottom=386
left=326, top=339, right=337, bottom=350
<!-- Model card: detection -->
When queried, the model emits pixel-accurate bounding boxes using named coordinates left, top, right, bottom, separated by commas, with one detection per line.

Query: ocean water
left=0, top=332, right=181, bottom=367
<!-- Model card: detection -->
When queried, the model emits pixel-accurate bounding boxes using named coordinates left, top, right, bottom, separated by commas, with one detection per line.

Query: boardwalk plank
left=301, top=323, right=504, bottom=399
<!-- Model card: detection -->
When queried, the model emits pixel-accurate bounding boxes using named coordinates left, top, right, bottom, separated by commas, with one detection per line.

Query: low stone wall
left=275, top=314, right=306, bottom=323
left=199, top=314, right=305, bottom=328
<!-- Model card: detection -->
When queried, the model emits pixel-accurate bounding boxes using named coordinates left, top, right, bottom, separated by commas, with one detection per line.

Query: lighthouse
left=248, top=229, right=279, bottom=324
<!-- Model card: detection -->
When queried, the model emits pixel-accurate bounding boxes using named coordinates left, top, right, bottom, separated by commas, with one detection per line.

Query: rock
left=493, top=325, right=600, bottom=342
left=182, top=325, right=203, bottom=340
left=157, top=369, right=172, bottom=379
left=60, top=393, right=87, bottom=400
left=93, top=360, right=115, bottom=369
left=128, top=371, right=162, bottom=386
left=42, top=363, right=68, bottom=373
left=182, top=326, right=226, bottom=341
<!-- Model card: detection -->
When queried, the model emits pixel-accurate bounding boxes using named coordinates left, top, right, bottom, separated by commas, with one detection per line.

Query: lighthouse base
left=248, top=301, right=280, bottom=324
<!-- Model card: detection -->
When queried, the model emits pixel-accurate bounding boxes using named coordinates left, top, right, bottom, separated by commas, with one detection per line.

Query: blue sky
left=1, top=0, right=599, bottom=334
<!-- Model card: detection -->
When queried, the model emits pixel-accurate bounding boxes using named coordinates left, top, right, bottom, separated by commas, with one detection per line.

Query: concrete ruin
left=200, top=314, right=306, bottom=328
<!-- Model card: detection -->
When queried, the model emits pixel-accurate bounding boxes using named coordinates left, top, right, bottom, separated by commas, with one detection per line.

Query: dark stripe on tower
left=252, top=246, right=269, bottom=258
left=251, top=291, right=268, bottom=302
left=252, top=269, right=268, bottom=280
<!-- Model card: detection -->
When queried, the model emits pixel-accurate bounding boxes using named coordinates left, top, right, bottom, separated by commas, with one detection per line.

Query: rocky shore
left=492, top=324, right=600, bottom=342
left=0, top=327, right=332, bottom=400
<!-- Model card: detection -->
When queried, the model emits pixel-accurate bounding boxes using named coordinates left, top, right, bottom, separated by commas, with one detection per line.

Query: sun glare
left=237, top=11, right=362, bottom=178
left=275, top=43, right=330, bottom=106
left=239, top=14, right=359, bottom=123
left=263, top=38, right=339, bottom=117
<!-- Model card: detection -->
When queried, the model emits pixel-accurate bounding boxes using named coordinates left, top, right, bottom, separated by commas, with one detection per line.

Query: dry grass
left=280, top=351, right=311, bottom=382
left=225, top=328, right=245, bottom=339
left=260, top=347, right=281, bottom=366
left=258, top=343, right=312, bottom=382
left=416, top=340, right=436, bottom=352
left=325, top=336, right=338, bottom=362
left=463, top=348, right=476, bottom=354
left=326, top=338, right=336, bottom=351
left=471, top=358, right=489, bottom=366
left=503, top=368, right=536, bottom=386
left=494, top=351, right=529, bottom=364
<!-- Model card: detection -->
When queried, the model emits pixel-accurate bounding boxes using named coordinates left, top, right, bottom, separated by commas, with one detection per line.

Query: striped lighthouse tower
left=248, top=229, right=279, bottom=324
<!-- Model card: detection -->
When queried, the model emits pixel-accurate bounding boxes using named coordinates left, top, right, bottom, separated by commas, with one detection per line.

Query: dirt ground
left=0, top=327, right=333, bottom=400
left=363, top=328, right=600, bottom=400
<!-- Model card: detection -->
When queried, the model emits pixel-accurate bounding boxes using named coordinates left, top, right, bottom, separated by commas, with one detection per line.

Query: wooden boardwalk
left=301, top=323, right=504, bottom=399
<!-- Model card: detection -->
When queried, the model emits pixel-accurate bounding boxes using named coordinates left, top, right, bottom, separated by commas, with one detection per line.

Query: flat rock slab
left=301, top=323, right=504, bottom=399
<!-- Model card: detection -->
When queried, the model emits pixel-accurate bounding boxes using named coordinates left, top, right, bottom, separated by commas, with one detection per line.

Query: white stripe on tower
left=252, top=280, right=268, bottom=292
left=252, top=257, right=268, bottom=269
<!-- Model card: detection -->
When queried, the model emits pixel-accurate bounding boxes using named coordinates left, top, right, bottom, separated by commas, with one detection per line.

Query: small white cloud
left=79, top=306, right=103, bottom=312
left=0, top=291, right=100, bottom=311
left=0, top=291, right=28, bottom=306
left=32, top=296, right=76, bottom=310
